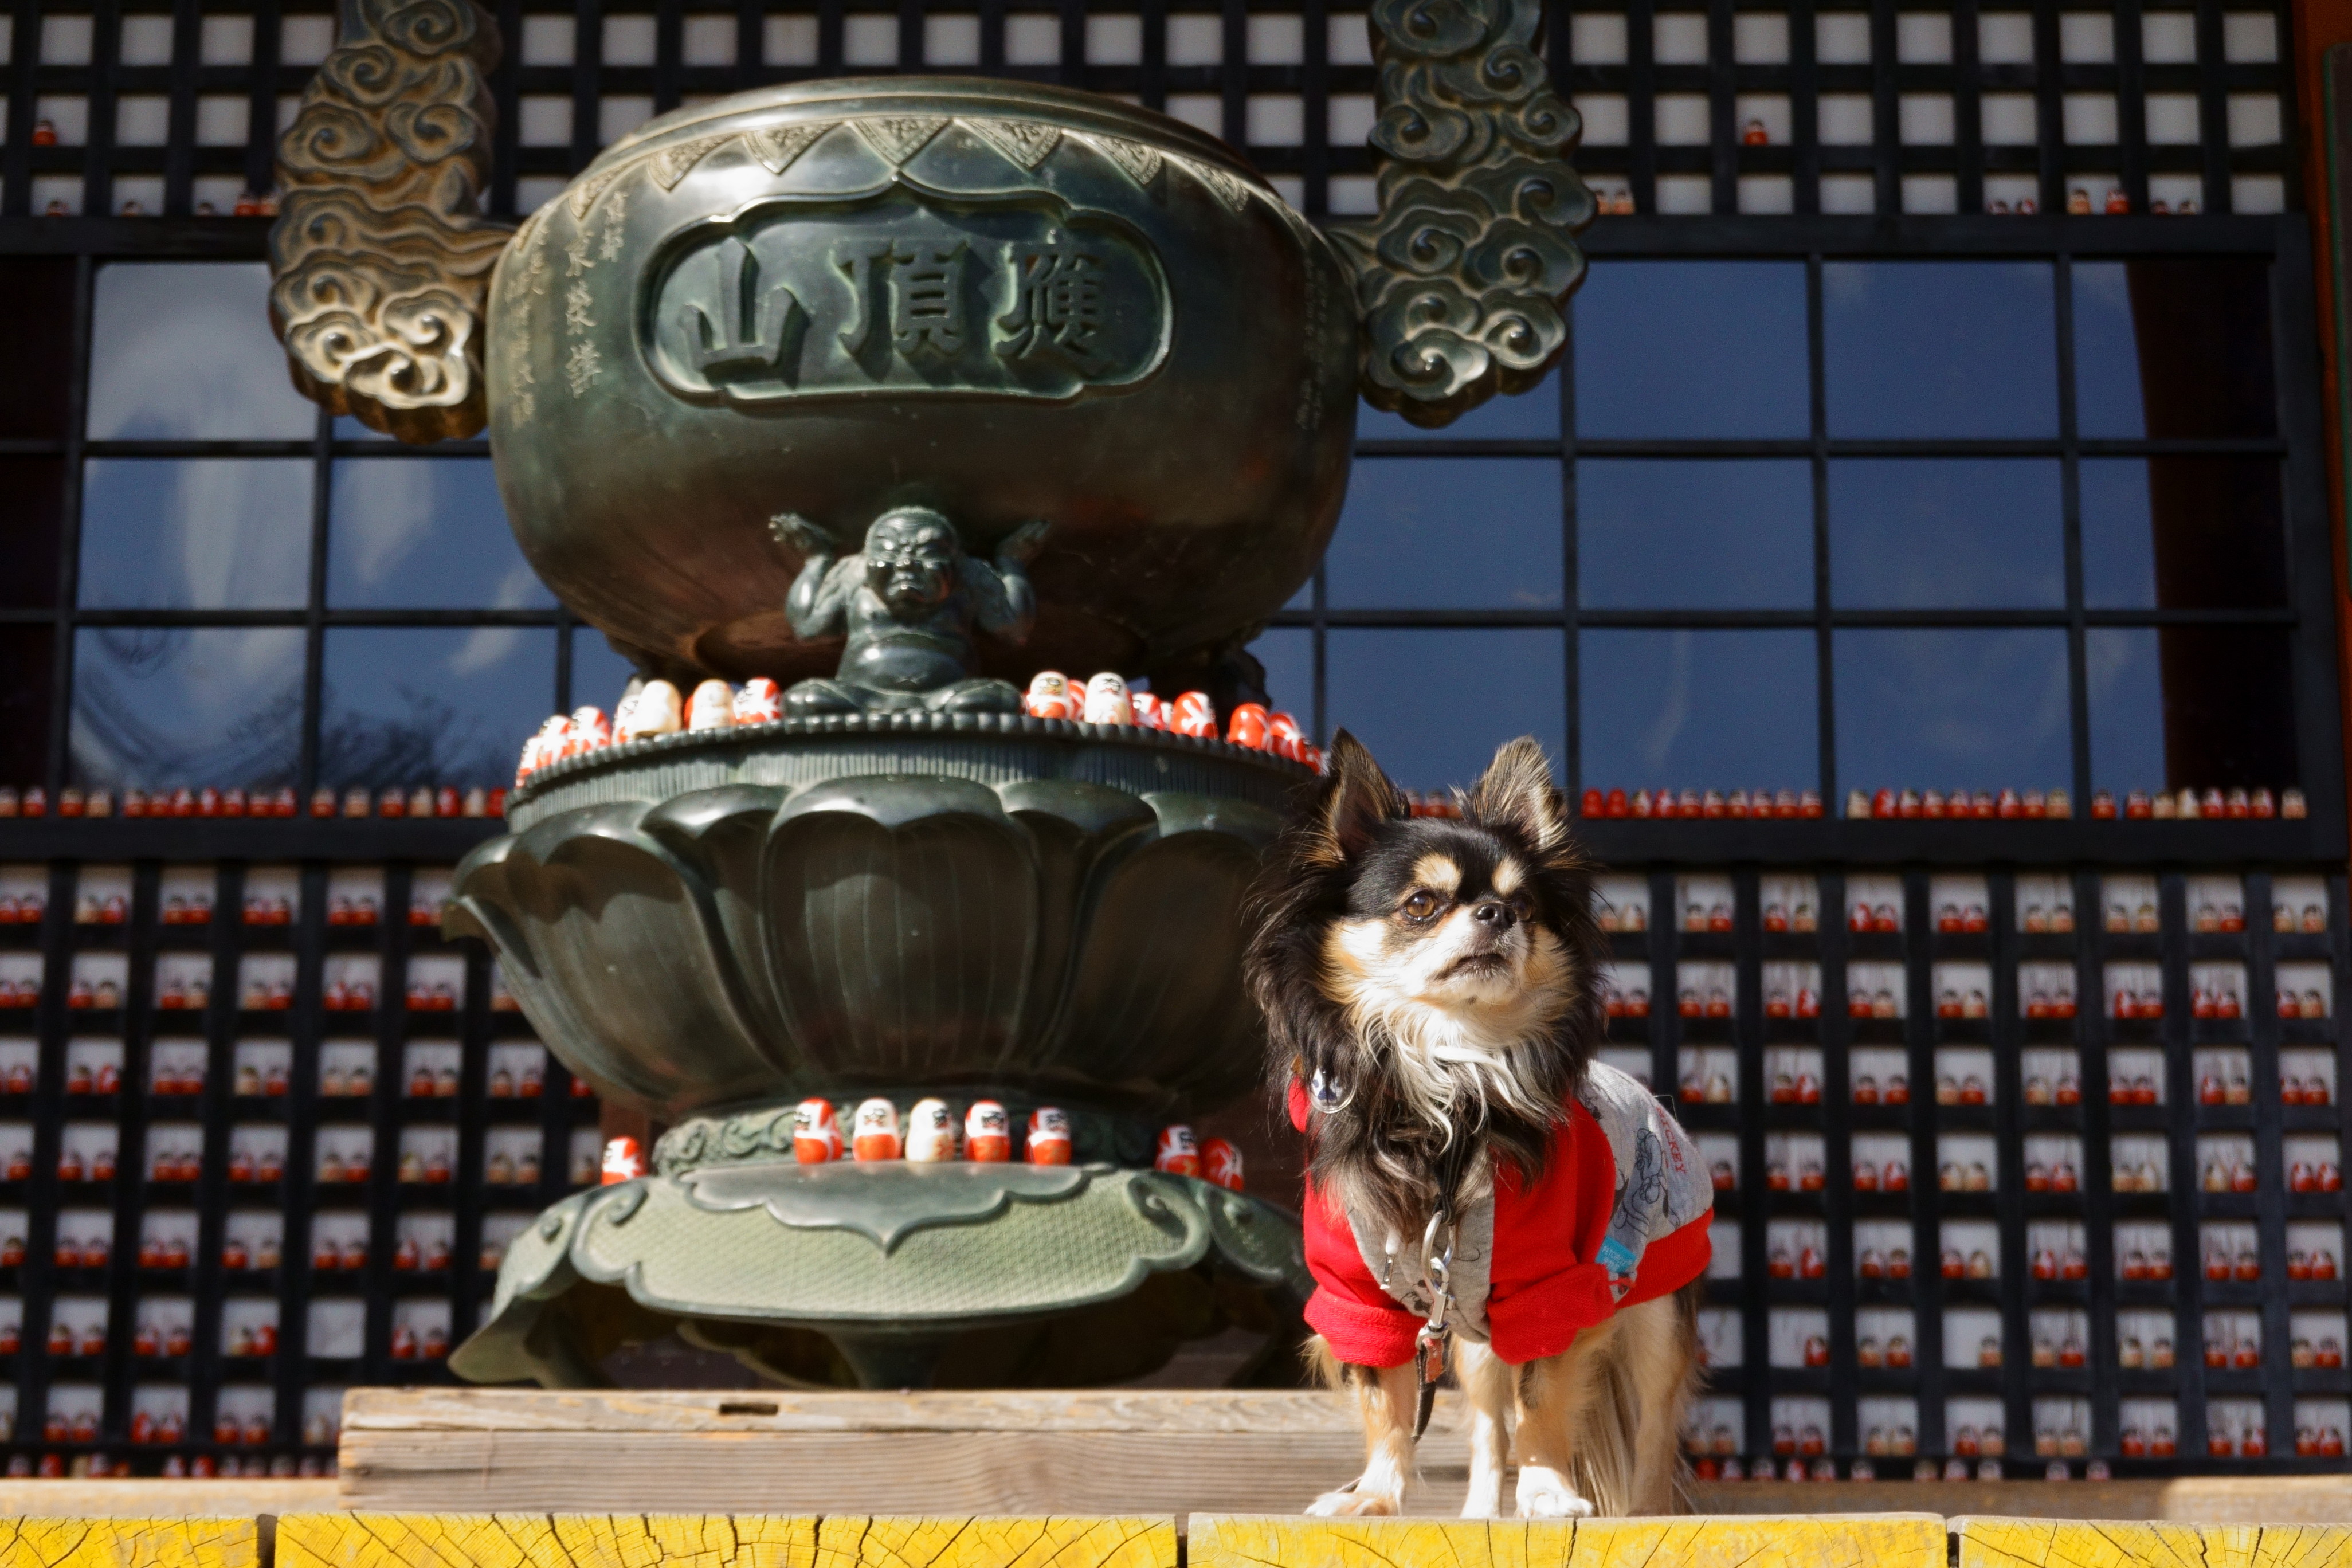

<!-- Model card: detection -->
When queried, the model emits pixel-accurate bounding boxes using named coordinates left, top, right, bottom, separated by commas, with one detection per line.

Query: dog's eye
left=1401, top=891, right=1440, bottom=922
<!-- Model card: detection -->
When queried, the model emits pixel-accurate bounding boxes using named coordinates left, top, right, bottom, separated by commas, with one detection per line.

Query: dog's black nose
left=1472, top=900, right=1516, bottom=930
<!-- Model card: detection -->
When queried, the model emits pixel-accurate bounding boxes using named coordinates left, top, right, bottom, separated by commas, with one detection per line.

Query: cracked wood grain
left=276, top=1515, right=1174, bottom=1568
left=0, top=1517, right=257, bottom=1568
left=1190, top=1515, right=1949, bottom=1568
left=1957, top=1519, right=2352, bottom=1568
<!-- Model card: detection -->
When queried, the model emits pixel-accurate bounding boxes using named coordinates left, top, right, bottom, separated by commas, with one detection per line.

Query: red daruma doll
left=1267, top=713, right=1306, bottom=763
left=1024, top=672, right=1073, bottom=719
left=1130, top=691, right=1163, bottom=730
left=1201, top=1137, right=1245, bottom=1191
left=905, top=1098, right=958, bottom=1162
left=1026, top=1107, right=1072, bottom=1165
left=1171, top=692, right=1218, bottom=738
left=1226, top=703, right=1270, bottom=750
left=1155, top=1124, right=1201, bottom=1178
left=731, top=677, right=782, bottom=724
left=852, top=1099, right=901, bottom=1161
left=792, top=1099, right=841, bottom=1163
left=600, top=1136, right=645, bottom=1183
left=965, top=1101, right=1012, bottom=1162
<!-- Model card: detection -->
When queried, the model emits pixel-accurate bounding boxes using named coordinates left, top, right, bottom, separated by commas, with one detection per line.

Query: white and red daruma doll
left=1225, top=703, right=1270, bottom=750
left=1083, top=672, right=1134, bottom=724
left=1154, top=1124, right=1200, bottom=1177
left=1130, top=691, right=1163, bottom=730
left=1267, top=712, right=1306, bottom=762
left=617, top=680, right=683, bottom=742
left=905, top=1098, right=958, bottom=1162
left=792, top=1099, right=841, bottom=1163
left=566, top=707, right=611, bottom=757
left=852, top=1099, right=901, bottom=1161
left=1026, top=1107, right=1072, bottom=1165
left=687, top=679, right=735, bottom=731
left=518, top=716, right=570, bottom=782
left=965, top=1101, right=1012, bottom=1162
left=732, top=677, right=782, bottom=724
left=1201, top=1136, right=1244, bottom=1191
left=1024, top=672, right=1073, bottom=719
left=600, top=1136, right=645, bottom=1183
left=1170, top=692, right=1218, bottom=738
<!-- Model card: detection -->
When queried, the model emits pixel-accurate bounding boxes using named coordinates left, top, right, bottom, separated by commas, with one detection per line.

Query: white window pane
left=1327, top=14, right=1372, bottom=65
left=1329, top=174, right=1377, bottom=215
left=2222, top=13, right=2276, bottom=62
left=603, top=14, right=655, bottom=64
left=1572, top=13, right=1626, bottom=62
left=2145, top=93, right=2200, bottom=144
left=1269, top=174, right=1303, bottom=209
left=1734, top=13, right=1788, bottom=62
left=1247, top=93, right=1303, bottom=144
left=1167, top=14, right=1221, bottom=64
left=2228, top=94, right=2282, bottom=146
left=1902, top=173, right=1956, bottom=213
left=1899, top=94, right=1953, bottom=144
left=89, top=263, right=320, bottom=438
left=2059, top=12, right=2112, bottom=62
left=276, top=92, right=299, bottom=132
left=1817, top=14, right=1871, bottom=63
left=1248, top=14, right=1302, bottom=63
left=191, top=175, right=242, bottom=214
left=115, top=95, right=168, bottom=146
left=1985, top=174, right=2040, bottom=210
left=682, top=15, right=734, bottom=65
left=1087, top=15, right=1141, bottom=64
left=1167, top=93, right=1222, bottom=135
left=2141, top=13, right=2196, bottom=62
left=1654, top=13, right=1707, bottom=64
left=1655, top=93, right=1709, bottom=145
left=41, top=14, right=92, bottom=64
left=119, top=15, right=173, bottom=65
left=1896, top=13, right=1949, bottom=62
left=1736, top=94, right=1790, bottom=144
left=1577, top=94, right=1628, bottom=145
left=764, top=14, right=814, bottom=64
left=199, top=14, right=252, bottom=65
left=1978, top=12, right=2034, bottom=63
left=598, top=95, right=652, bottom=142
left=1655, top=174, right=1712, bottom=214
left=35, top=96, right=88, bottom=144
left=522, top=15, right=574, bottom=65
left=2064, top=93, right=2118, bottom=145
left=1739, top=174, right=1792, bottom=213
left=1328, top=93, right=1375, bottom=146
left=113, top=174, right=162, bottom=215
left=1982, top=93, right=2037, bottom=144
left=2150, top=173, right=2203, bottom=211
left=843, top=14, right=897, bottom=64
left=280, top=15, right=334, bottom=65
left=926, top=14, right=979, bottom=64
left=0, top=16, right=10, bottom=64
left=34, top=175, right=81, bottom=214
left=195, top=94, right=248, bottom=146
left=1820, top=92, right=1873, bottom=144
left=1005, top=14, right=1059, bottom=64
left=519, top=95, right=571, bottom=146
left=2232, top=173, right=2283, bottom=212
left=516, top=175, right=566, bottom=214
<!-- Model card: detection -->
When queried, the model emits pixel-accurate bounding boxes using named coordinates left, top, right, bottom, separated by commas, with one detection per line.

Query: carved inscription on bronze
left=645, top=193, right=1169, bottom=405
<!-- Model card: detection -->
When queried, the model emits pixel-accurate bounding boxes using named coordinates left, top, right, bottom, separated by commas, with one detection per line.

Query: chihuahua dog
left=1245, top=732, right=1711, bottom=1519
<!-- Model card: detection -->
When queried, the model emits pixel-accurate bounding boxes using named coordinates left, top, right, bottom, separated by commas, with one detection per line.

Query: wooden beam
left=1190, top=1514, right=1950, bottom=1568
left=1955, top=1518, right=2352, bottom=1568
left=0, top=1516, right=257, bottom=1568
left=275, top=1515, right=1177, bottom=1568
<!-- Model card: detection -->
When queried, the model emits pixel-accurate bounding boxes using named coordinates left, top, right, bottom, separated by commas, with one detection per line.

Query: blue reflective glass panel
left=1324, top=629, right=1565, bottom=791
left=319, top=628, right=558, bottom=790
left=1578, top=460, right=1813, bottom=609
left=79, top=459, right=312, bottom=609
left=87, top=262, right=319, bottom=440
left=1579, top=630, right=1817, bottom=793
left=2080, top=460, right=2157, bottom=608
left=2081, top=457, right=2285, bottom=611
left=2086, top=628, right=2164, bottom=794
left=1249, top=627, right=1316, bottom=736
left=68, top=626, right=305, bottom=790
left=1829, top=460, right=2063, bottom=608
left=329, top=458, right=552, bottom=609
left=1823, top=262, right=2058, bottom=438
left=568, top=628, right=642, bottom=717
left=2073, top=260, right=2276, bottom=440
left=1326, top=458, right=1561, bottom=609
left=1833, top=629, right=2072, bottom=793
left=1574, top=262, right=1809, bottom=438
left=1355, top=369, right=1561, bottom=441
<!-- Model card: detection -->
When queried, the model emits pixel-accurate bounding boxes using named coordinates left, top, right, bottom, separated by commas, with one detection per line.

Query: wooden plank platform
left=0, top=1515, right=257, bottom=1567
left=1190, top=1515, right=1950, bottom=1568
left=275, top=1515, right=1178, bottom=1568
left=1955, top=1517, right=2352, bottom=1568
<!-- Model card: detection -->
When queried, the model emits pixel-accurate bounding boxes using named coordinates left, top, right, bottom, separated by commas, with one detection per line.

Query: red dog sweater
left=1291, top=1061, right=1714, bottom=1367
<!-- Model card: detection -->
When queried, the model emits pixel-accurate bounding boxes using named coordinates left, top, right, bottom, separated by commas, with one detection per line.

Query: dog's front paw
left=1515, top=1465, right=1596, bottom=1519
left=1307, top=1485, right=1402, bottom=1516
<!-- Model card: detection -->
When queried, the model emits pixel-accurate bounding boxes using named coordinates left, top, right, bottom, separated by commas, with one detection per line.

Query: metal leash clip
left=1412, top=1208, right=1456, bottom=1440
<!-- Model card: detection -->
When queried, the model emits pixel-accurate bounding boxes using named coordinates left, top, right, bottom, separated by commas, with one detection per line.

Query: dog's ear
left=1305, top=730, right=1403, bottom=865
left=1466, top=736, right=1567, bottom=854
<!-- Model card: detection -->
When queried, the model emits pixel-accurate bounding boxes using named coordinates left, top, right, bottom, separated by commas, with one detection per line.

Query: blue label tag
left=1596, top=1236, right=1639, bottom=1277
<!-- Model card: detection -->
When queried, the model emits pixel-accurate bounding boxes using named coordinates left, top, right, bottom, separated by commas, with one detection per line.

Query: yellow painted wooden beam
left=1957, top=1517, right=2352, bottom=1568
left=1190, top=1513, right=1949, bottom=1568
left=0, top=1516, right=257, bottom=1568
left=275, top=1515, right=1177, bottom=1568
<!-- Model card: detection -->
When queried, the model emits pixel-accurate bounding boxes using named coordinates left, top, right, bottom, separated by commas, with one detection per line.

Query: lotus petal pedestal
left=445, top=714, right=1313, bottom=1387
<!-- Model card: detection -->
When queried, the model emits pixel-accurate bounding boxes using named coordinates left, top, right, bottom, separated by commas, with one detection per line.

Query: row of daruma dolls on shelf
left=1024, top=674, right=1325, bottom=766
left=513, top=679, right=789, bottom=781
left=0, top=785, right=503, bottom=820
left=599, top=1101, right=1246, bottom=1187
left=1579, top=788, right=1826, bottom=820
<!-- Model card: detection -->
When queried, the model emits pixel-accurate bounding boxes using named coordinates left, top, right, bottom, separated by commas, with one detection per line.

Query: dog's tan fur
left=1305, top=1282, right=1703, bottom=1518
